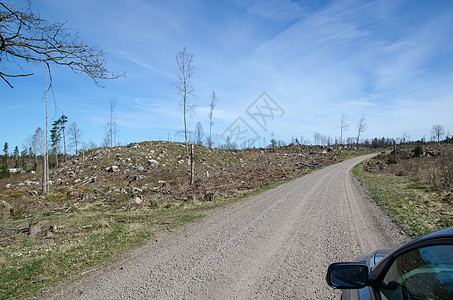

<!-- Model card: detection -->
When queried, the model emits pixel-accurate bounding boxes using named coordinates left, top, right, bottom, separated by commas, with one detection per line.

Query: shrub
left=414, top=144, right=423, bottom=157
left=387, top=156, right=398, bottom=164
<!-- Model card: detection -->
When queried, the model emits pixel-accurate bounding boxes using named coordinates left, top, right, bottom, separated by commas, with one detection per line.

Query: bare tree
left=208, top=91, right=218, bottom=148
left=0, top=1, right=122, bottom=88
left=339, top=113, right=349, bottom=144
left=194, top=121, right=204, bottom=145
left=175, top=46, right=195, bottom=156
left=68, top=121, right=82, bottom=154
left=104, top=100, right=118, bottom=147
left=401, top=131, right=411, bottom=144
left=431, top=124, right=445, bottom=143
left=356, top=115, right=367, bottom=145
left=24, top=127, right=44, bottom=168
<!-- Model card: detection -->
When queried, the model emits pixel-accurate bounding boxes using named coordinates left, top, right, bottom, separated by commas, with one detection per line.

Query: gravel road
left=49, top=154, right=408, bottom=299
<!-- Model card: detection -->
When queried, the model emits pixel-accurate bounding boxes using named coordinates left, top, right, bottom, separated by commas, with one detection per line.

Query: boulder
left=157, top=180, right=167, bottom=187
left=106, top=165, right=119, bottom=172
left=28, top=190, right=39, bottom=197
left=148, top=159, right=159, bottom=168
left=67, top=189, right=80, bottom=199
left=127, top=196, right=143, bottom=206
left=127, top=143, right=139, bottom=148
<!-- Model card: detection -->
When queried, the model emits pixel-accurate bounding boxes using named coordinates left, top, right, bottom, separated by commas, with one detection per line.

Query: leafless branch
left=0, top=1, right=123, bottom=88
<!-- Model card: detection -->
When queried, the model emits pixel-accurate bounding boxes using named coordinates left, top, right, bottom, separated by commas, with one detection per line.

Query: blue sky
left=1, top=0, right=453, bottom=152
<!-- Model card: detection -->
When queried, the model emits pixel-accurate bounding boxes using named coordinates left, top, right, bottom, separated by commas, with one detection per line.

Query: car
left=326, top=227, right=453, bottom=299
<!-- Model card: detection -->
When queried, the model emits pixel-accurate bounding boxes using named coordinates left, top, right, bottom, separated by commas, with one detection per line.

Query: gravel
left=47, top=154, right=408, bottom=299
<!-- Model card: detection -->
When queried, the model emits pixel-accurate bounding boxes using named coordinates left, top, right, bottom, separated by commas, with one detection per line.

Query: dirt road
left=49, top=154, right=407, bottom=299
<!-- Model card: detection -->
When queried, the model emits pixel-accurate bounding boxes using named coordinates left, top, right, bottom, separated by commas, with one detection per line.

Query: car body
left=326, top=227, right=453, bottom=299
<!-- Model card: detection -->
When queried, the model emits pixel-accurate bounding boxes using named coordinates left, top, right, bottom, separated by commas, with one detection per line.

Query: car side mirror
left=326, top=262, right=369, bottom=289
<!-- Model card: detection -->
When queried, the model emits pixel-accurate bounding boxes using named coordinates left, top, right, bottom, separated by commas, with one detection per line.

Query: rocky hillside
left=1, top=141, right=360, bottom=219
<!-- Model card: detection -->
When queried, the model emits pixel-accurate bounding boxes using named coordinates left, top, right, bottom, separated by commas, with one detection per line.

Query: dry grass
left=355, top=143, right=453, bottom=236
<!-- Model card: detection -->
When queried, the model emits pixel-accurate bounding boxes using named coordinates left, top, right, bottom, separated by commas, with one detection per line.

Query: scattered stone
left=157, top=180, right=167, bottom=187
left=106, top=165, right=119, bottom=172
left=127, top=143, right=139, bottom=148
left=28, top=190, right=39, bottom=197
left=132, top=187, right=143, bottom=194
left=8, top=168, right=24, bottom=174
left=67, top=189, right=80, bottom=199
left=127, top=196, right=143, bottom=206
left=137, top=165, right=145, bottom=171
left=132, top=175, right=146, bottom=181
left=148, top=159, right=159, bottom=168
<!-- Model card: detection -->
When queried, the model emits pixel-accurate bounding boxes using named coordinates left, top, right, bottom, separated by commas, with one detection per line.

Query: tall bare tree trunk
left=63, top=127, right=67, bottom=162
left=43, top=67, right=50, bottom=194
left=184, top=93, right=188, bottom=156
left=190, top=144, right=194, bottom=185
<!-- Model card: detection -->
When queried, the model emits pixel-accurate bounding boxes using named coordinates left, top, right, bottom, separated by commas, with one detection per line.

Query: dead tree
left=339, top=113, right=349, bottom=145
left=208, top=91, right=218, bottom=148
left=356, top=115, right=367, bottom=146
left=68, top=122, right=82, bottom=154
left=175, top=47, right=195, bottom=156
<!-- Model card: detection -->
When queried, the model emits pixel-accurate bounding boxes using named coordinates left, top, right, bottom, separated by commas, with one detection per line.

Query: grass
left=354, top=159, right=452, bottom=236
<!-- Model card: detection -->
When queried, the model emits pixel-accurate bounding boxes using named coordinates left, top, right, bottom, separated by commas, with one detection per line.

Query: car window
left=379, top=245, right=453, bottom=300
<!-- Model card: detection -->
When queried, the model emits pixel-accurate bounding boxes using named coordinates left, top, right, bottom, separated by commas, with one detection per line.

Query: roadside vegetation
left=354, top=142, right=453, bottom=237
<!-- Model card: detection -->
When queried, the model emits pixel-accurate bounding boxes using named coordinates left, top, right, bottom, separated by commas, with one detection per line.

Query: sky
left=1, top=0, right=453, bottom=153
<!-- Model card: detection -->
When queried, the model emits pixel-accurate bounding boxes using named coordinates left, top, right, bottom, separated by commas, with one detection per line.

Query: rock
left=148, top=159, right=159, bottom=168
left=106, top=165, right=119, bottom=172
left=127, top=196, right=143, bottom=206
left=132, top=187, right=143, bottom=194
left=67, top=189, right=80, bottom=199
left=157, top=180, right=167, bottom=187
left=132, top=175, right=146, bottom=181
left=28, top=190, right=39, bottom=197
left=127, top=143, right=139, bottom=148
left=8, top=168, right=24, bottom=174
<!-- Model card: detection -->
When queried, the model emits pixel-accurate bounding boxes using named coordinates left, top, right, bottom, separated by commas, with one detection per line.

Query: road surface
left=49, top=154, right=407, bottom=299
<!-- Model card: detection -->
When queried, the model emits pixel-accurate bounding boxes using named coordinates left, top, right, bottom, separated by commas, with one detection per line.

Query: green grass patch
left=354, top=161, right=452, bottom=236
